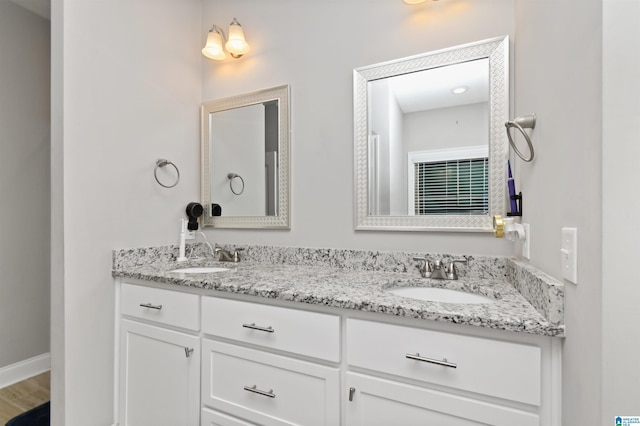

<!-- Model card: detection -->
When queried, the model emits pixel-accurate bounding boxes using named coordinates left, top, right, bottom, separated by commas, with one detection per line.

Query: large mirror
left=201, top=85, right=290, bottom=229
left=354, top=36, right=509, bottom=231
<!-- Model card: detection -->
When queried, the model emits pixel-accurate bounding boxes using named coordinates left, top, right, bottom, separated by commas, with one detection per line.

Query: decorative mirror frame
left=354, top=36, right=509, bottom=232
left=201, top=85, right=290, bottom=229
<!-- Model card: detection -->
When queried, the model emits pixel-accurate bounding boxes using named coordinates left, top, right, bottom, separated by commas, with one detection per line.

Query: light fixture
left=403, top=0, right=438, bottom=4
left=202, top=25, right=227, bottom=60
left=451, top=86, right=468, bottom=94
left=202, top=18, right=250, bottom=61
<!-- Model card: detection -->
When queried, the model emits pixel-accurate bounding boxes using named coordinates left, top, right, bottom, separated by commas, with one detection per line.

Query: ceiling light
left=451, top=86, right=468, bottom=94
left=403, top=0, right=438, bottom=4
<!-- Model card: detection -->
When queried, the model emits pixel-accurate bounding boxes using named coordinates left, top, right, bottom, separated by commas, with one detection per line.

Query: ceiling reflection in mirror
left=201, top=85, right=290, bottom=229
left=354, top=36, right=509, bottom=231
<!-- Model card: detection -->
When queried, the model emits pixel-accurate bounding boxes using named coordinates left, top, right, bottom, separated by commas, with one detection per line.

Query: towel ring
left=505, top=114, right=536, bottom=162
left=154, top=159, right=180, bottom=188
left=227, top=172, right=245, bottom=195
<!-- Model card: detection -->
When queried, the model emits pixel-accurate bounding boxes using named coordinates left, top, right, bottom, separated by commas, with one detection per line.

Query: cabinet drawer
left=202, top=340, right=340, bottom=426
left=202, top=297, right=340, bottom=362
left=121, top=283, right=200, bottom=330
left=201, top=407, right=256, bottom=426
left=347, top=319, right=541, bottom=405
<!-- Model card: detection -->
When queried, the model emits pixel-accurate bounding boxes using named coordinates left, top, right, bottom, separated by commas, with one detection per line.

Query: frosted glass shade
left=225, top=19, right=250, bottom=57
left=202, top=29, right=227, bottom=60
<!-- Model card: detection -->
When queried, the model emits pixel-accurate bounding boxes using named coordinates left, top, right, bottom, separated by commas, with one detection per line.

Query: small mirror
left=354, top=36, right=509, bottom=231
left=201, top=85, right=290, bottom=229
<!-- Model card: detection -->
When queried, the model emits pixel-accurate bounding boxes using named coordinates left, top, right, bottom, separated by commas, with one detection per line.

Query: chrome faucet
left=413, top=256, right=468, bottom=280
left=214, top=244, right=243, bottom=263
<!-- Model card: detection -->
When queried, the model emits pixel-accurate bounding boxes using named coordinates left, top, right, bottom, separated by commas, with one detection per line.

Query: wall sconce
left=202, top=18, right=250, bottom=61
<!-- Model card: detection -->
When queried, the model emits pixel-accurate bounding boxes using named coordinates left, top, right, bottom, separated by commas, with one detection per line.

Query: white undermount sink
left=386, top=286, right=494, bottom=304
left=169, top=267, right=230, bottom=274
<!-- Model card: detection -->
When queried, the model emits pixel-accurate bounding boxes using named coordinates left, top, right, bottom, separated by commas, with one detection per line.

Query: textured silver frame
left=354, top=36, right=509, bottom=232
left=201, top=85, right=290, bottom=229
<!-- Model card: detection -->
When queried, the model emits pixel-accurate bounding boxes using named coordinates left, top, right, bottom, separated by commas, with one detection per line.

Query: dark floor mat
left=5, top=401, right=50, bottom=426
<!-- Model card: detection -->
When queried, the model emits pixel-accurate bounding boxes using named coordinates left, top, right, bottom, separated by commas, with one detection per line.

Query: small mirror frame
left=201, top=85, right=290, bottom=229
left=354, top=36, right=509, bottom=232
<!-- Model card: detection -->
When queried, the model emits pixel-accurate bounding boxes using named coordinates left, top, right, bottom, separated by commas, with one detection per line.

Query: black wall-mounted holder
left=211, top=203, right=222, bottom=216
left=507, top=192, right=523, bottom=217
left=186, top=202, right=204, bottom=230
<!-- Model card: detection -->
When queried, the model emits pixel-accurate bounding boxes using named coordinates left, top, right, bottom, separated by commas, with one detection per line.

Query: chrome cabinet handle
left=406, top=353, right=457, bottom=369
left=184, top=347, right=194, bottom=358
left=348, top=387, right=356, bottom=402
left=139, top=303, right=163, bottom=310
left=243, top=385, right=276, bottom=398
left=242, top=323, right=274, bottom=333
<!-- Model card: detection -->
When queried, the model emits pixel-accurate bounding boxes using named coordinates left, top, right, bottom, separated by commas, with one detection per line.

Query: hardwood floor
left=0, top=371, right=50, bottom=424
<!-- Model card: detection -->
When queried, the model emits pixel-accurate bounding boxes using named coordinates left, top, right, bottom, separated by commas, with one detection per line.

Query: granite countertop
left=113, top=256, right=565, bottom=338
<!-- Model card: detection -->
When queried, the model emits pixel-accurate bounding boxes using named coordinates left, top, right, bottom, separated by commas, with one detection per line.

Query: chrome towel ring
left=154, top=159, right=180, bottom=188
left=505, top=114, right=536, bottom=162
left=227, top=172, right=245, bottom=195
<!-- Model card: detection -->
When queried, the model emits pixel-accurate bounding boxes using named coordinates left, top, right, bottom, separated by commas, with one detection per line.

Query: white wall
left=201, top=0, right=515, bottom=255
left=514, top=1, right=603, bottom=424
left=0, top=0, right=50, bottom=370
left=52, top=0, right=202, bottom=423
left=404, top=102, right=489, bottom=152
left=602, top=0, right=640, bottom=422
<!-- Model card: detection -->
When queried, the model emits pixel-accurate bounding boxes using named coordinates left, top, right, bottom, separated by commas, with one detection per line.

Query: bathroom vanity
left=113, top=245, right=563, bottom=426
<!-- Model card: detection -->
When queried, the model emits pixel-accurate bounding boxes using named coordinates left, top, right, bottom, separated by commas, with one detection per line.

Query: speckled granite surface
left=113, top=244, right=565, bottom=337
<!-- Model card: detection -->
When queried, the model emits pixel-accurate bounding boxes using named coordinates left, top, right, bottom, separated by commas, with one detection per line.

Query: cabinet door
left=119, top=319, right=200, bottom=426
left=345, top=373, right=539, bottom=426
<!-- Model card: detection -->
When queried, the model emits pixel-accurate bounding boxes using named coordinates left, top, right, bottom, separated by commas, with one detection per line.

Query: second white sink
left=170, top=267, right=230, bottom=274
left=386, top=286, right=494, bottom=304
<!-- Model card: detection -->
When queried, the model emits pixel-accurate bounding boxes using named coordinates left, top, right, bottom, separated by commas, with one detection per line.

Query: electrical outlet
left=522, top=223, right=530, bottom=259
left=561, top=227, right=578, bottom=284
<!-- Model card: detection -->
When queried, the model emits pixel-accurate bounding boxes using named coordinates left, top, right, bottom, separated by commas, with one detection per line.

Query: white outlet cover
left=561, top=227, right=578, bottom=284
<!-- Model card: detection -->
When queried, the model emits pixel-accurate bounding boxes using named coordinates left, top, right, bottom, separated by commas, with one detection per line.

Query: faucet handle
left=412, top=256, right=433, bottom=278
left=446, top=258, right=468, bottom=279
left=232, top=247, right=244, bottom=262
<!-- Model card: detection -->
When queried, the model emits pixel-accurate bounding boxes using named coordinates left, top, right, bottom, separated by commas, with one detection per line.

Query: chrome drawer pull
left=184, top=347, right=194, bottom=358
left=243, top=385, right=276, bottom=398
left=348, top=387, right=356, bottom=402
left=242, top=323, right=274, bottom=333
left=406, top=353, right=457, bottom=369
left=139, top=303, right=163, bottom=310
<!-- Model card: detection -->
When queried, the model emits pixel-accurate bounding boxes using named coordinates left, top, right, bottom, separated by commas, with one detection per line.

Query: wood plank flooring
left=0, top=371, right=50, bottom=424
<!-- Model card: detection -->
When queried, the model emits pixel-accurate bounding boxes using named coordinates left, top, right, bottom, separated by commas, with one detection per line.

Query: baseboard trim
left=0, top=353, right=51, bottom=389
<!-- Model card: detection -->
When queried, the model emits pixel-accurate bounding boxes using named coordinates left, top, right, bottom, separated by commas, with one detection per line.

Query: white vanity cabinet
left=345, top=318, right=552, bottom=426
left=116, top=280, right=560, bottom=426
left=200, top=297, right=341, bottom=426
left=118, top=283, right=201, bottom=426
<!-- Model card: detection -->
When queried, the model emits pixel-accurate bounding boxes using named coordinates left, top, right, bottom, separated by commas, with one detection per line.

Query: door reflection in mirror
left=210, top=100, right=279, bottom=217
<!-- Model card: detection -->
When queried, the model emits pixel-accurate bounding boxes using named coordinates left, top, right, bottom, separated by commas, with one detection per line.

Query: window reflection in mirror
left=367, top=58, right=489, bottom=216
